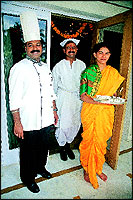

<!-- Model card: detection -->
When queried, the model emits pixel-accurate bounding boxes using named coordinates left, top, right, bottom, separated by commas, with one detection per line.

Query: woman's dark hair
left=92, top=42, right=112, bottom=54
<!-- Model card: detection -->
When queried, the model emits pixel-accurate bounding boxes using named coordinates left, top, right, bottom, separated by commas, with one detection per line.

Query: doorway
left=50, top=11, right=132, bottom=168
left=50, top=14, right=96, bottom=153
left=50, top=14, right=95, bottom=70
left=104, top=30, right=123, bottom=71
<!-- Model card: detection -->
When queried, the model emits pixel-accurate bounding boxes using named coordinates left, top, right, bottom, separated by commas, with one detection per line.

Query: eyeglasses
left=65, top=46, right=77, bottom=50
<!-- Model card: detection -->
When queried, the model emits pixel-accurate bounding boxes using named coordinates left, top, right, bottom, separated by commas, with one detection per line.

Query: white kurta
left=9, top=58, right=56, bottom=131
left=52, top=58, right=86, bottom=146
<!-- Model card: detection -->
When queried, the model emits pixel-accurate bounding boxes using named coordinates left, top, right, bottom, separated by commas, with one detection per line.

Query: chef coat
left=9, top=58, right=56, bottom=131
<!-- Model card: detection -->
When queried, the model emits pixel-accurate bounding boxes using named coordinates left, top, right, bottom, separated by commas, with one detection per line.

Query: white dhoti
left=55, top=88, right=82, bottom=146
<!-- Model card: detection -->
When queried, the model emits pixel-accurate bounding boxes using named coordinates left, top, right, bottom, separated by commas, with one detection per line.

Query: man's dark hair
left=40, top=38, right=45, bottom=46
left=63, top=41, right=77, bottom=49
left=24, top=39, right=43, bottom=46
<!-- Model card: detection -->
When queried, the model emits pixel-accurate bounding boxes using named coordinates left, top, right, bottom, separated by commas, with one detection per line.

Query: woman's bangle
left=53, top=108, right=58, bottom=111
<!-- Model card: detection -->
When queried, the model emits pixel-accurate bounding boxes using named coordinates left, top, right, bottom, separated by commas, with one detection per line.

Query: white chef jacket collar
left=26, top=55, right=42, bottom=66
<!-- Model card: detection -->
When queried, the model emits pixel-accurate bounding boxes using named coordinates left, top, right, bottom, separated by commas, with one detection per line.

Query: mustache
left=68, top=51, right=75, bottom=53
left=30, top=50, right=40, bottom=53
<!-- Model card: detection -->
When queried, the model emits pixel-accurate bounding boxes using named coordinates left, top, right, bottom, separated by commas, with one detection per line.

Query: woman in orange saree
left=79, top=42, right=125, bottom=189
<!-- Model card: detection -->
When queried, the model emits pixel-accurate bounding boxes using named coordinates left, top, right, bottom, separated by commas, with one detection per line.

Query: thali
left=93, top=95, right=126, bottom=104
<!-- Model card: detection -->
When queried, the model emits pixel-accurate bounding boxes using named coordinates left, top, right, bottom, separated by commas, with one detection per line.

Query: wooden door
left=91, top=10, right=132, bottom=169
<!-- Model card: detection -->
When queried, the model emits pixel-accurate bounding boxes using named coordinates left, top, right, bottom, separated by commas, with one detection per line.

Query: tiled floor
left=1, top=140, right=132, bottom=199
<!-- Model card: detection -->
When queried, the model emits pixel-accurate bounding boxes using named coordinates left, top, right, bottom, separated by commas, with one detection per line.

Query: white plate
left=93, top=95, right=126, bottom=105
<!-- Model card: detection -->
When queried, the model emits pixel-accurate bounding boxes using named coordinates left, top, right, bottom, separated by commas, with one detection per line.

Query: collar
left=26, top=55, right=42, bottom=66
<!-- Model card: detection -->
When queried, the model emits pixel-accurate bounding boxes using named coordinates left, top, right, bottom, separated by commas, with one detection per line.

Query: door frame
left=91, top=10, right=132, bottom=169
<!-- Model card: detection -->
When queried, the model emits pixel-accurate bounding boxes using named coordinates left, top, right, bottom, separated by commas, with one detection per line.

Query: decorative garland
left=51, top=21, right=93, bottom=39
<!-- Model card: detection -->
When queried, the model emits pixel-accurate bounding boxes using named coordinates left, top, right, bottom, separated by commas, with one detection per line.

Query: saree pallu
left=79, top=65, right=125, bottom=189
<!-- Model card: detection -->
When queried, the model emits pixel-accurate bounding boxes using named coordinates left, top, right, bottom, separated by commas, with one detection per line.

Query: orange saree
left=79, top=65, right=125, bottom=189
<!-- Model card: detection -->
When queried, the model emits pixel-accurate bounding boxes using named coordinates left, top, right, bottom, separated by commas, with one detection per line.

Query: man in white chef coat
left=52, top=38, right=86, bottom=161
left=9, top=11, right=58, bottom=193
